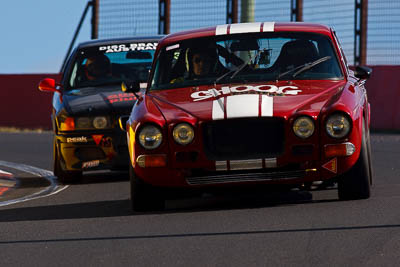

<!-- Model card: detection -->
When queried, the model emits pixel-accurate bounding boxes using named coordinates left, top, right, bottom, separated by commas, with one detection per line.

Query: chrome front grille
left=215, top=158, right=277, bottom=171
left=186, top=170, right=305, bottom=185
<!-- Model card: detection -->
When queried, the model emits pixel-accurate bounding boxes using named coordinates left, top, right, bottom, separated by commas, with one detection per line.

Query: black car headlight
left=325, top=113, right=351, bottom=139
left=173, top=123, right=194, bottom=145
left=59, top=116, right=110, bottom=131
left=75, top=117, right=91, bottom=129
left=93, top=116, right=108, bottom=129
left=138, top=125, right=163, bottom=149
left=293, top=116, right=315, bottom=139
left=75, top=116, right=110, bottom=130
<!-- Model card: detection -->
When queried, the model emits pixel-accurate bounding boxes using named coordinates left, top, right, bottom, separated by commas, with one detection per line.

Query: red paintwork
left=38, top=78, right=58, bottom=93
left=127, top=22, right=370, bottom=188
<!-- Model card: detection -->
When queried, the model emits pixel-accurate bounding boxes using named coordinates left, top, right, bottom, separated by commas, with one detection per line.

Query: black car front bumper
left=55, top=129, right=129, bottom=172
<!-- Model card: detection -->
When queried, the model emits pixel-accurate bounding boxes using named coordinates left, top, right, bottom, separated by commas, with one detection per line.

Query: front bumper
left=132, top=116, right=360, bottom=188
left=56, top=129, right=129, bottom=172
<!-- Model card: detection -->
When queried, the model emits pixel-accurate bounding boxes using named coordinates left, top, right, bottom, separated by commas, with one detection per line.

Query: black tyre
left=53, top=137, right=82, bottom=184
left=129, top=164, right=165, bottom=212
left=337, top=122, right=371, bottom=200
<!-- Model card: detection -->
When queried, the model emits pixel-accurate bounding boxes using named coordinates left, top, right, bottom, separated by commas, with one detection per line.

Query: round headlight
left=325, top=113, right=351, bottom=139
left=93, top=116, right=108, bottom=129
left=173, top=123, right=194, bottom=145
left=138, top=125, right=163, bottom=149
left=76, top=117, right=91, bottom=129
left=293, top=116, right=315, bottom=139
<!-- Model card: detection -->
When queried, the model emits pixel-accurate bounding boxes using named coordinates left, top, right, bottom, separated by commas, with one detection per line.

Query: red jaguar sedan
left=122, top=22, right=373, bottom=211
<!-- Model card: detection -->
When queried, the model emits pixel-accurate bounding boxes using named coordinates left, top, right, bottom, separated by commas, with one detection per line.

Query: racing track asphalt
left=0, top=131, right=400, bottom=266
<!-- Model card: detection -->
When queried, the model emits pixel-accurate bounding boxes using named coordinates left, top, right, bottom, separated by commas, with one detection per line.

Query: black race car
left=39, top=36, right=163, bottom=183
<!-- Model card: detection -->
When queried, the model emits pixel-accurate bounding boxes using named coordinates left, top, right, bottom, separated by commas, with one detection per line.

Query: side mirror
left=121, top=80, right=140, bottom=93
left=354, top=66, right=372, bottom=80
left=38, top=78, right=61, bottom=93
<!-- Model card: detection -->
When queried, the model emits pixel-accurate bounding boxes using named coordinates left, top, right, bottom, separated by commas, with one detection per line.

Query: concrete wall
left=364, top=66, right=400, bottom=131
left=0, top=74, right=60, bottom=130
left=0, top=67, right=399, bottom=131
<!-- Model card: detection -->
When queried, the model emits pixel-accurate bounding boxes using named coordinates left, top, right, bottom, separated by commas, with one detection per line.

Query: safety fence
left=97, top=0, right=399, bottom=66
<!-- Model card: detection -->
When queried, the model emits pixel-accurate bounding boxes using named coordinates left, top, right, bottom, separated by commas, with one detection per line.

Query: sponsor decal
left=92, top=134, right=104, bottom=146
left=92, top=135, right=112, bottom=147
left=166, top=44, right=180, bottom=51
left=322, top=158, right=337, bottom=174
left=99, top=42, right=157, bottom=53
left=66, top=136, right=88, bottom=143
left=101, top=137, right=112, bottom=147
left=191, top=84, right=301, bottom=102
left=107, top=93, right=136, bottom=104
left=82, top=160, right=100, bottom=169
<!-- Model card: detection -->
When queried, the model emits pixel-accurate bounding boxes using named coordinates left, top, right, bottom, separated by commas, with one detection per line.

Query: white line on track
left=0, top=160, right=68, bottom=207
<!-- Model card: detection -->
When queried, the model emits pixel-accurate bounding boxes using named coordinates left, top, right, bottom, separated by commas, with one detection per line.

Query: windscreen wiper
left=276, top=56, right=331, bottom=80
left=214, top=68, right=237, bottom=85
left=214, top=50, right=262, bottom=85
left=230, top=50, right=262, bottom=80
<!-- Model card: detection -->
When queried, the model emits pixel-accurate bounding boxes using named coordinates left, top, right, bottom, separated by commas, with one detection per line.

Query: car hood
left=63, top=86, right=137, bottom=116
left=148, top=80, right=347, bottom=121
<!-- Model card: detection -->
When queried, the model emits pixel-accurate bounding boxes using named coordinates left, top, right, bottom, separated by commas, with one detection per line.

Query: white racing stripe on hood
left=212, top=94, right=274, bottom=120
left=212, top=97, right=225, bottom=120
left=226, top=94, right=259, bottom=118
left=261, top=95, right=273, bottom=116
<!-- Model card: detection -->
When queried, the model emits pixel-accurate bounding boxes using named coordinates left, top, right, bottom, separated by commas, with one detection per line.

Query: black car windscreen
left=67, top=42, right=157, bottom=90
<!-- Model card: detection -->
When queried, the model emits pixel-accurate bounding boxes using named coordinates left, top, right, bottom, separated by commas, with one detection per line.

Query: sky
left=1, top=1, right=92, bottom=74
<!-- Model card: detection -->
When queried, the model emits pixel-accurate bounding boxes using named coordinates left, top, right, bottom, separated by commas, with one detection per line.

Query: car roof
left=77, top=35, right=165, bottom=49
left=159, top=22, right=333, bottom=47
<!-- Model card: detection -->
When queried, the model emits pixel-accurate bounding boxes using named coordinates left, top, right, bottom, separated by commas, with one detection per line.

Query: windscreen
left=66, top=42, right=157, bottom=90
left=150, top=32, right=343, bottom=91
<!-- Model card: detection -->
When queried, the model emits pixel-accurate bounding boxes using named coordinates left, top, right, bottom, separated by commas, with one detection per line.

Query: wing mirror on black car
left=38, top=78, right=64, bottom=102
left=121, top=79, right=141, bottom=98
left=121, top=80, right=140, bottom=93
left=38, top=78, right=62, bottom=93
left=354, top=66, right=372, bottom=80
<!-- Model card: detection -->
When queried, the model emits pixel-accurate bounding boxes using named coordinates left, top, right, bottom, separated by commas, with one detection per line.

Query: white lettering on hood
left=191, top=84, right=301, bottom=102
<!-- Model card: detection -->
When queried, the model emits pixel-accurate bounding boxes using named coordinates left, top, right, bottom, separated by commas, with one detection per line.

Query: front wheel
left=129, top=164, right=165, bottom=212
left=337, top=122, right=371, bottom=200
left=53, top=137, right=82, bottom=184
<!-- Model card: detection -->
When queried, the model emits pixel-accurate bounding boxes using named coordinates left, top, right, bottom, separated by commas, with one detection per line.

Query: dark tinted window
left=150, top=33, right=343, bottom=91
left=67, top=42, right=157, bottom=90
